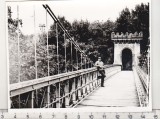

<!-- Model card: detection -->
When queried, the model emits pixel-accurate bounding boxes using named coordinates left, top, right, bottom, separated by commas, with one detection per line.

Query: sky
left=7, top=0, right=150, bottom=35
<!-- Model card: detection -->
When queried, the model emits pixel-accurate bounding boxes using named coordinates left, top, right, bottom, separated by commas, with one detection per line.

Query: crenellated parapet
left=111, top=32, right=143, bottom=41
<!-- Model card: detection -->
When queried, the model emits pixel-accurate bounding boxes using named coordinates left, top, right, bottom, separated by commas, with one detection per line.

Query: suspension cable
left=43, top=5, right=84, bottom=55
left=43, top=4, right=93, bottom=68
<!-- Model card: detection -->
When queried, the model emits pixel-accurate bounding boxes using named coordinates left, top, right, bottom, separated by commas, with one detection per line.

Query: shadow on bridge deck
left=76, top=71, right=140, bottom=108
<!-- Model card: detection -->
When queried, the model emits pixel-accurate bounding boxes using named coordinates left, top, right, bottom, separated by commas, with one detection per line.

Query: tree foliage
left=8, top=3, right=149, bottom=83
left=115, top=3, right=149, bottom=52
left=116, top=8, right=132, bottom=33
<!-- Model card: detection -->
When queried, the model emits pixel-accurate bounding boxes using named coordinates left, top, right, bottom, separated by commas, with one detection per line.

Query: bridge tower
left=111, top=32, right=143, bottom=70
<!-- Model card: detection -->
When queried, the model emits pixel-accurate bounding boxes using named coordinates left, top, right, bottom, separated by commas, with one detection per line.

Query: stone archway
left=122, top=48, right=132, bottom=70
left=111, top=32, right=143, bottom=67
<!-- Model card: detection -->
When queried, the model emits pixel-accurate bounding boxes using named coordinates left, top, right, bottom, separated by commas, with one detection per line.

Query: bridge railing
left=10, top=65, right=121, bottom=108
left=136, top=66, right=150, bottom=94
left=9, top=4, right=123, bottom=109
left=133, top=66, right=150, bottom=107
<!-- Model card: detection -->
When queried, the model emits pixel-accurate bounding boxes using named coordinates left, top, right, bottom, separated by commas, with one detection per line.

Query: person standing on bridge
left=95, top=57, right=106, bottom=87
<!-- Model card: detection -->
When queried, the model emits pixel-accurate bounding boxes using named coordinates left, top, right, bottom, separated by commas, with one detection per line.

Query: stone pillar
left=134, top=42, right=141, bottom=66
left=132, top=54, right=135, bottom=66
left=114, top=44, right=122, bottom=65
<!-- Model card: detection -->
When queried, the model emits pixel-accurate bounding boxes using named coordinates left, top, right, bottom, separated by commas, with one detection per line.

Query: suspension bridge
left=9, top=4, right=150, bottom=108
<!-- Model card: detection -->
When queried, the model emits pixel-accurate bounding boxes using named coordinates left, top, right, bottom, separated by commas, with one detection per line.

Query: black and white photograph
left=7, top=0, right=151, bottom=110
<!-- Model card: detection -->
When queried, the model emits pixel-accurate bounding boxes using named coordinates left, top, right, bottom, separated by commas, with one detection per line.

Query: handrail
left=135, top=66, right=149, bottom=94
left=10, top=68, right=95, bottom=97
left=10, top=65, right=121, bottom=108
left=10, top=64, right=120, bottom=97
left=133, top=66, right=149, bottom=107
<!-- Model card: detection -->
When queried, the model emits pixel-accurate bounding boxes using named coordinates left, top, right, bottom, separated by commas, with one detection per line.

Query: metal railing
left=10, top=65, right=121, bottom=108
left=133, top=66, right=150, bottom=107
left=9, top=4, right=123, bottom=109
left=8, top=4, right=121, bottom=109
left=9, top=4, right=95, bottom=108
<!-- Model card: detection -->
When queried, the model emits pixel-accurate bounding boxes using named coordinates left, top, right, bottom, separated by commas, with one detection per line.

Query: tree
left=131, top=3, right=149, bottom=52
left=72, top=20, right=91, bottom=43
left=103, top=20, right=115, bottom=38
left=88, top=21, right=103, bottom=39
left=115, top=8, right=132, bottom=33
left=8, top=6, right=23, bottom=30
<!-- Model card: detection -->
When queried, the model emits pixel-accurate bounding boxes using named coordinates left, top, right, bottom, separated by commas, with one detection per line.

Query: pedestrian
left=95, top=57, right=106, bottom=87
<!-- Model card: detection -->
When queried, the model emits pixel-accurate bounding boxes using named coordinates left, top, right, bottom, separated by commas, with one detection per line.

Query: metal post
left=47, top=86, right=50, bottom=108
left=85, top=56, right=86, bottom=69
left=33, top=5, right=38, bottom=107
left=56, top=83, right=60, bottom=108
left=86, top=73, right=90, bottom=94
left=17, top=5, right=21, bottom=109
left=56, top=23, right=59, bottom=74
left=71, top=40, right=73, bottom=71
left=76, top=48, right=78, bottom=70
left=82, top=75, right=86, bottom=97
left=59, top=83, right=61, bottom=107
left=46, top=8, right=49, bottom=76
left=65, top=80, right=70, bottom=107
left=93, top=71, right=97, bottom=88
left=89, top=73, right=92, bottom=92
left=81, top=53, right=83, bottom=69
left=17, top=5, right=20, bottom=83
left=64, top=31, right=67, bottom=72
left=19, top=95, right=20, bottom=108
left=72, top=78, right=76, bottom=104
left=91, top=72, right=94, bottom=90
left=34, top=5, right=37, bottom=79
left=31, top=91, right=34, bottom=108
left=78, top=76, right=82, bottom=100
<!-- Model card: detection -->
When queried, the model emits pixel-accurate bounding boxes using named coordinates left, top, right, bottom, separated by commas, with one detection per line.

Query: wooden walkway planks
left=76, top=71, right=140, bottom=108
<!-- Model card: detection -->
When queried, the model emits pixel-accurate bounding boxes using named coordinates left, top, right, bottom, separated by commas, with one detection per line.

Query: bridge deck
left=76, top=71, right=140, bottom=108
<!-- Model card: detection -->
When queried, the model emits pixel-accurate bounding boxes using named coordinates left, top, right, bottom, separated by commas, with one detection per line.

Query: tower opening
left=122, top=48, right=132, bottom=70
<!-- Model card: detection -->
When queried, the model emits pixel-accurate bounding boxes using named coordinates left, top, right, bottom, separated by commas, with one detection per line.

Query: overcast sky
left=7, top=0, right=150, bottom=35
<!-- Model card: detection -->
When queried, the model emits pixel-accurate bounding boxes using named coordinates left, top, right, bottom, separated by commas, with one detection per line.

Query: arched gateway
left=111, top=32, right=143, bottom=70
